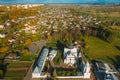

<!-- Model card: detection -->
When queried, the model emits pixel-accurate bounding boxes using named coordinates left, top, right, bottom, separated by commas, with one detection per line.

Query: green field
left=5, top=61, right=32, bottom=80
left=85, top=36, right=120, bottom=64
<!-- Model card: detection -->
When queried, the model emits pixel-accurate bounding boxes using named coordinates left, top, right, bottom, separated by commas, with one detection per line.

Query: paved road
left=28, top=40, right=46, bottom=54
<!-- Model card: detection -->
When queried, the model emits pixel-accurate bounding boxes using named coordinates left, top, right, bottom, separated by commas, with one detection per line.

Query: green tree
left=0, top=70, right=3, bottom=78
left=20, top=50, right=29, bottom=60
left=53, top=69, right=57, bottom=77
left=52, top=69, right=57, bottom=80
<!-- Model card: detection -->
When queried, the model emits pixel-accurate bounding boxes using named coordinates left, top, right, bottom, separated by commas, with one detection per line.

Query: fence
left=23, top=61, right=34, bottom=80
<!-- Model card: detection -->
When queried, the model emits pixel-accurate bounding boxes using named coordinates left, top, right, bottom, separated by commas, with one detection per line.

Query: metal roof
left=33, top=48, right=49, bottom=74
left=96, top=61, right=105, bottom=70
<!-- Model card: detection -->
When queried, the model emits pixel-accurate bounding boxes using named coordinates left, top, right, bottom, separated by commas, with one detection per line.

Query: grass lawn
left=85, top=36, right=120, bottom=64
left=111, top=30, right=120, bottom=48
left=5, top=61, right=32, bottom=80
left=112, top=38, right=120, bottom=49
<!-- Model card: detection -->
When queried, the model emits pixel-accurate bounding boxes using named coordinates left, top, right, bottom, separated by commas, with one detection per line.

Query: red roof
left=45, top=72, right=50, bottom=76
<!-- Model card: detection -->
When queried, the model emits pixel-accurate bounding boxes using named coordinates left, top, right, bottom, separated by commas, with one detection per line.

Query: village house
left=0, top=34, right=6, bottom=38
left=8, top=38, right=15, bottom=43
left=0, top=25, right=4, bottom=29
left=5, top=52, right=16, bottom=59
